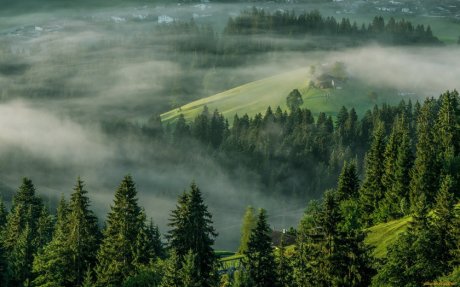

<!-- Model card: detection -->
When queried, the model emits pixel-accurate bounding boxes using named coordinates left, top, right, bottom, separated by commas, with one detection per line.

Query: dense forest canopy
left=0, top=1, right=460, bottom=286
left=0, top=91, right=459, bottom=286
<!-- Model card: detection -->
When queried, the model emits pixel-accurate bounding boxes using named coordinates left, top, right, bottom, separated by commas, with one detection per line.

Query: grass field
left=161, top=69, right=409, bottom=125
left=365, top=216, right=412, bottom=259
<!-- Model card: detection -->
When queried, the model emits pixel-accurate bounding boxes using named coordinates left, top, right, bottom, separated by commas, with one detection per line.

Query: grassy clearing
left=365, top=216, right=412, bottom=259
left=161, top=69, right=409, bottom=125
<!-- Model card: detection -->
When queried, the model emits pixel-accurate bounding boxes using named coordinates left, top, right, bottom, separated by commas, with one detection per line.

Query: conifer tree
left=336, top=160, right=359, bottom=202
left=434, top=91, right=460, bottom=181
left=180, top=250, right=200, bottom=287
left=293, top=201, right=322, bottom=287
left=431, top=175, right=457, bottom=271
left=167, top=183, right=217, bottom=287
left=81, top=268, right=95, bottom=287
left=276, top=234, right=292, bottom=287
left=0, top=240, right=7, bottom=287
left=67, top=178, right=100, bottom=286
left=243, top=209, right=277, bottom=287
left=3, top=178, right=52, bottom=286
left=238, top=206, right=257, bottom=254
left=0, top=198, right=7, bottom=229
left=96, top=175, right=146, bottom=287
left=33, top=196, right=72, bottom=287
left=359, top=121, right=386, bottom=225
left=378, top=116, right=413, bottom=221
left=160, top=250, right=182, bottom=287
left=410, top=99, right=440, bottom=208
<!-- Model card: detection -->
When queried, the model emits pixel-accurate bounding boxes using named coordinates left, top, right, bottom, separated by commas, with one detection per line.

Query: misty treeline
left=0, top=92, right=459, bottom=286
left=150, top=9, right=441, bottom=108
left=225, top=9, right=440, bottom=45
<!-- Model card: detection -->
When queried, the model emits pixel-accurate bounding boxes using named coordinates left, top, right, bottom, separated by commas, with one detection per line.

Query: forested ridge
left=225, top=9, right=440, bottom=45
left=0, top=91, right=459, bottom=287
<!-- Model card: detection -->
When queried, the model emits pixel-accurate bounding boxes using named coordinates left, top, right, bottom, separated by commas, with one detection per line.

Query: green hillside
left=365, top=216, right=412, bottom=259
left=161, top=68, right=413, bottom=125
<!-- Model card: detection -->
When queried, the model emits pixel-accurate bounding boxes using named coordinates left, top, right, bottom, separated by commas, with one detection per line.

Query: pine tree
left=431, top=175, right=457, bottom=271
left=82, top=268, right=95, bottom=287
left=276, top=234, right=292, bottom=287
left=33, top=196, right=72, bottom=287
left=243, top=209, right=277, bottom=287
left=434, top=91, right=460, bottom=181
left=410, top=99, right=440, bottom=209
left=96, top=175, right=146, bottom=287
left=336, top=160, right=359, bottom=202
left=133, top=210, right=156, bottom=267
left=144, top=219, right=164, bottom=260
left=180, top=250, right=200, bottom=287
left=0, top=198, right=7, bottom=229
left=238, top=206, right=257, bottom=254
left=293, top=201, right=322, bottom=287
left=160, top=250, right=182, bottom=287
left=167, top=183, right=217, bottom=287
left=359, top=121, right=386, bottom=225
left=3, top=178, right=51, bottom=287
left=67, top=178, right=100, bottom=286
left=0, top=240, right=8, bottom=287
left=377, top=116, right=413, bottom=221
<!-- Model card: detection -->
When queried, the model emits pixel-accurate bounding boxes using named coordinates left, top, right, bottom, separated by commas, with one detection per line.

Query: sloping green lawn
left=161, top=69, right=412, bottom=125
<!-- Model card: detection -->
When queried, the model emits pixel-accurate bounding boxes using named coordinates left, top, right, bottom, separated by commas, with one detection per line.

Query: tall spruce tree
left=96, top=175, right=146, bottom=287
left=167, top=183, right=217, bottom=287
left=0, top=198, right=7, bottom=229
left=160, top=249, right=182, bottom=287
left=276, top=234, right=292, bottom=287
left=33, top=196, right=72, bottom=287
left=180, top=250, right=200, bottom=287
left=67, top=178, right=100, bottom=286
left=431, top=175, right=457, bottom=272
left=3, top=178, right=52, bottom=287
left=410, top=98, right=440, bottom=208
left=293, top=201, right=322, bottom=287
left=243, top=209, right=277, bottom=287
left=378, top=116, right=413, bottom=221
left=336, top=160, right=359, bottom=202
left=359, top=121, right=386, bottom=225
left=434, top=91, right=460, bottom=183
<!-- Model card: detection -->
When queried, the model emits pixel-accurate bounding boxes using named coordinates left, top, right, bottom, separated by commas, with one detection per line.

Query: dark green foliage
left=67, top=179, right=101, bottom=286
left=33, top=196, right=72, bottom=287
left=225, top=9, right=440, bottom=45
left=0, top=198, right=7, bottom=229
left=359, top=121, right=386, bottom=225
left=3, top=178, right=52, bottom=287
left=294, top=191, right=374, bottom=287
left=410, top=99, right=440, bottom=208
left=374, top=174, right=458, bottom=286
left=286, top=89, right=303, bottom=111
left=431, top=175, right=457, bottom=270
left=377, top=116, right=413, bottom=221
left=336, top=160, right=359, bottom=202
left=180, top=251, right=200, bottom=287
left=167, top=183, right=217, bottom=287
left=34, top=179, right=100, bottom=287
left=434, top=91, right=460, bottom=188
left=122, top=261, right=163, bottom=287
left=276, top=235, right=292, bottom=287
left=160, top=250, right=182, bottom=287
left=173, top=114, right=190, bottom=144
left=96, top=176, right=147, bottom=287
left=243, top=209, right=278, bottom=287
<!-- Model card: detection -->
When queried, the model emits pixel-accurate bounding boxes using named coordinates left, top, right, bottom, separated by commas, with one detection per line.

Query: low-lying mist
left=1, top=2, right=459, bottom=249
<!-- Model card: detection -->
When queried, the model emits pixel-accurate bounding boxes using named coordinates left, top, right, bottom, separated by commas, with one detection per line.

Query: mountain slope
left=161, top=68, right=414, bottom=125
